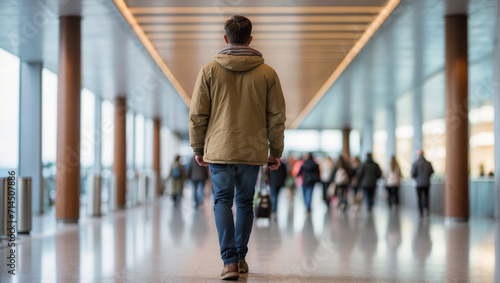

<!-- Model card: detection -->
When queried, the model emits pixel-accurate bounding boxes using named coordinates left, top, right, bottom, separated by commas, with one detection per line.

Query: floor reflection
left=412, top=220, right=433, bottom=267
left=56, top=229, right=80, bottom=282
left=358, top=215, right=378, bottom=266
left=169, top=207, right=185, bottom=245
left=445, top=222, right=470, bottom=282
left=0, top=189, right=498, bottom=282
left=190, top=209, right=209, bottom=247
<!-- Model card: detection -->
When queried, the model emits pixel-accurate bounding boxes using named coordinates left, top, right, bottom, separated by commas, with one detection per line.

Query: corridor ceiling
left=1, top=0, right=495, bottom=137
left=117, top=0, right=400, bottom=127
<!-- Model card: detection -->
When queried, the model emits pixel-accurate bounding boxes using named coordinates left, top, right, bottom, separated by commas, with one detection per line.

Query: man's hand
left=268, top=155, right=281, bottom=170
left=196, top=155, right=209, bottom=167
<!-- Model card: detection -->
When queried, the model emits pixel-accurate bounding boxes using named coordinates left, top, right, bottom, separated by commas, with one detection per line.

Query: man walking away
left=187, top=155, right=209, bottom=209
left=298, top=153, right=320, bottom=215
left=189, top=15, right=286, bottom=280
left=358, top=153, right=382, bottom=213
left=411, top=150, right=434, bottom=218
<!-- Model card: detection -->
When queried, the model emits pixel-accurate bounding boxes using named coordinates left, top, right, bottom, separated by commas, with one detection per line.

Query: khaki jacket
left=189, top=53, right=286, bottom=165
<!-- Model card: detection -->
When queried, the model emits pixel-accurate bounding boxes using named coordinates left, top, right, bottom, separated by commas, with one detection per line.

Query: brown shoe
left=220, top=263, right=239, bottom=280
left=238, top=259, right=249, bottom=274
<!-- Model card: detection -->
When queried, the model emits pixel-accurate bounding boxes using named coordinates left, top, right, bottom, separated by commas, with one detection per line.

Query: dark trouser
left=337, top=185, right=349, bottom=207
left=322, top=182, right=330, bottom=204
left=386, top=186, right=399, bottom=208
left=270, top=185, right=281, bottom=213
left=416, top=186, right=430, bottom=216
left=192, top=180, right=205, bottom=207
left=364, top=187, right=376, bottom=210
left=172, top=194, right=181, bottom=206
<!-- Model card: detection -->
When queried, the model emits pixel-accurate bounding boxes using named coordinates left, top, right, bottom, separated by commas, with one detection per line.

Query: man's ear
left=247, top=36, right=253, bottom=45
left=224, top=34, right=229, bottom=44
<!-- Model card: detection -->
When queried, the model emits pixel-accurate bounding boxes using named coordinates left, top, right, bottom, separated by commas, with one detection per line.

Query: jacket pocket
left=204, top=136, right=210, bottom=156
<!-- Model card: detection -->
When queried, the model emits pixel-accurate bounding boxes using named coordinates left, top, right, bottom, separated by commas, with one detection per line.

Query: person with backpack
left=169, top=155, right=186, bottom=207
left=357, top=153, right=382, bottom=213
left=329, top=156, right=350, bottom=211
left=411, top=150, right=434, bottom=217
left=385, top=156, right=402, bottom=210
left=297, top=152, right=320, bottom=215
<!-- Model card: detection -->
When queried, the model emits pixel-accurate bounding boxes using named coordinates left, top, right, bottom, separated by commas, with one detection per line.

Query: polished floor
left=0, top=186, right=498, bottom=282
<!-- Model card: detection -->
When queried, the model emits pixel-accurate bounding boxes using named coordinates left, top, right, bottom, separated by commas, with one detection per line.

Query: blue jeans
left=192, top=180, right=205, bottom=206
left=209, top=164, right=260, bottom=265
left=302, top=185, right=314, bottom=212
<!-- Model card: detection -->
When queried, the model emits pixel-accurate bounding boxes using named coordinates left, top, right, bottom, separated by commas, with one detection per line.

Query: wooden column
left=153, top=119, right=161, bottom=197
left=55, top=16, right=81, bottom=223
left=342, top=128, right=350, bottom=160
left=445, top=15, right=469, bottom=221
left=114, top=97, right=127, bottom=208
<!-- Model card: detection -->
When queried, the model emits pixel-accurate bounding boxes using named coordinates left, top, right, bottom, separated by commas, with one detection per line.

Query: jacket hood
left=214, top=54, right=264, bottom=72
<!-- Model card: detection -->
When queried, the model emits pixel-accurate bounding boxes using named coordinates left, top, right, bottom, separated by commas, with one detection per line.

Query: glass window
left=42, top=68, right=58, bottom=166
left=0, top=48, right=20, bottom=172
left=126, top=110, right=134, bottom=172
left=469, top=105, right=494, bottom=177
left=81, top=88, right=95, bottom=170
left=319, top=130, right=341, bottom=155
left=144, top=118, right=153, bottom=169
left=135, top=114, right=145, bottom=170
left=102, top=100, right=114, bottom=169
left=422, top=119, right=446, bottom=176
left=373, top=130, right=387, bottom=172
left=349, top=130, right=360, bottom=157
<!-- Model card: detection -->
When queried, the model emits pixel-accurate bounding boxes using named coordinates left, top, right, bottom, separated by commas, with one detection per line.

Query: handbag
left=327, top=183, right=337, bottom=198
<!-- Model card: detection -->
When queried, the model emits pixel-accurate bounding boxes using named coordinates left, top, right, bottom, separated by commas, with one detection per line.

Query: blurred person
left=283, top=156, right=296, bottom=202
left=479, top=164, right=485, bottom=177
left=319, top=156, right=334, bottom=205
left=350, top=156, right=362, bottom=209
left=330, top=155, right=350, bottom=211
left=168, top=155, right=186, bottom=207
left=187, top=155, right=209, bottom=208
left=385, top=156, right=402, bottom=210
left=358, top=153, right=382, bottom=213
left=292, top=156, right=304, bottom=189
left=189, top=15, right=286, bottom=280
left=411, top=150, right=434, bottom=218
left=268, top=158, right=288, bottom=217
left=298, top=153, right=320, bottom=215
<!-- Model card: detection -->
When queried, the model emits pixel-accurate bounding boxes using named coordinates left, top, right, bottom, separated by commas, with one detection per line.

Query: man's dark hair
left=224, top=15, right=252, bottom=44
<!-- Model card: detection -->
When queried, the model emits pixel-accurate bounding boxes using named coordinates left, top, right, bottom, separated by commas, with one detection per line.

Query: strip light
left=113, top=0, right=191, bottom=106
left=290, top=0, right=402, bottom=129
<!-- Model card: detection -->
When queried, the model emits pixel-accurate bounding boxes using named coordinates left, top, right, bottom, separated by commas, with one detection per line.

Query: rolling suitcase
left=254, top=166, right=272, bottom=218
left=255, top=190, right=272, bottom=218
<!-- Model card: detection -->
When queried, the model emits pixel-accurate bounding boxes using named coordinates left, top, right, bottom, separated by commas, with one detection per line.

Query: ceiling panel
left=299, top=0, right=497, bottom=132
left=0, top=0, right=189, bottom=135
left=120, top=0, right=398, bottom=125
